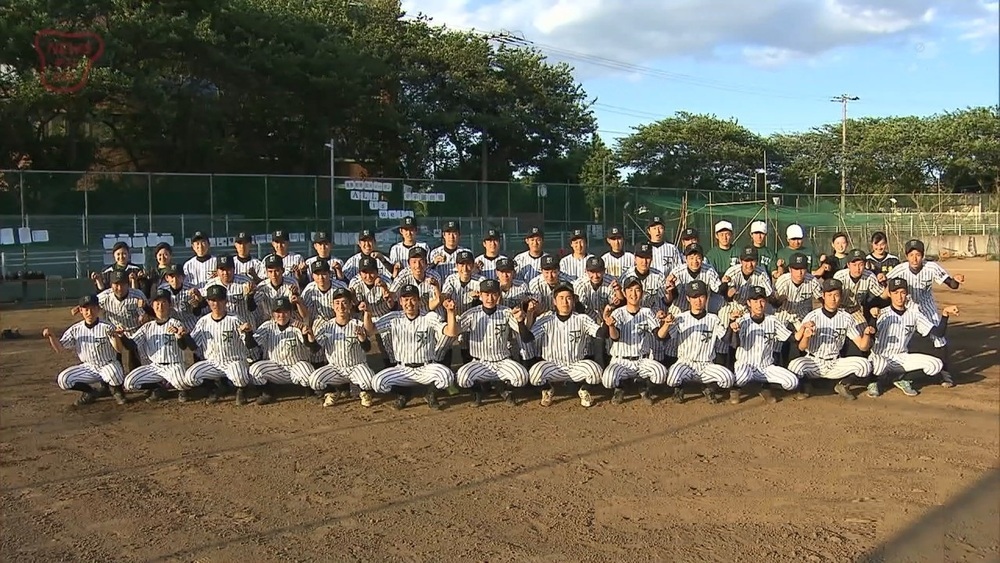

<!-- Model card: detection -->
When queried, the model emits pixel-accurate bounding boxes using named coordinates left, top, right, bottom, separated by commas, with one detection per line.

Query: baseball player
left=620, top=243, right=667, bottom=309
left=721, top=246, right=774, bottom=306
left=662, top=280, right=737, bottom=404
left=748, top=221, right=777, bottom=271
left=559, top=229, right=593, bottom=281
left=454, top=278, right=530, bottom=406
left=429, top=221, right=471, bottom=280
left=182, top=231, right=217, bottom=288
left=788, top=278, right=875, bottom=400
left=248, top=297, right=316, bottom=404
left=474, top=229, right=506, bottom=279
left=342, top=229, right=392, bottom=281
left=198, top=255, right=259, bottom=325
left=705, top=221, right=739, bottom=271
left=525, top=283, right=607, bottom=408
left=95, top=241, right=143, bottom=291
left=303, top=231, right=345, bottom=280
left=122, top=288, right=197, bottom=403
left=348, top=256, right=396, bottom=369
left=866, top=278, right=956, bottom=397
left=865, top=231, right=899, bottom=287
left=255, top=254, right=304, bottom=324
left=388, top=216, right=430, bottom=278
left=771, top=252, right=823, bottom=365
left=259, top=230, right=304, bottom=284
left=43, top=294, right=128, bottom=406
left=233, top=232, right=263, bottom=279
left=573, top=256, right=622, bottom=364
left=730, top=286, right=803, bottom=404
left=645, top=216, right=682, bottom=273
left=156, top=265, right=200, bottom=333
left=601, top=226, right=634, bottom=279
left=833, top=249, right=886, bottom=329
left=665, top=243, right=724, bottom=314
left=603, top=276, right=671, bottom=404
left=299, top=258, right=349, bottom=325
left=307, top=288, right=377, bottom=407
left=186, top=285, right=260, bottom=405
left=527, top=254, right=574, bottom=313
left=97, top=270, right=148, bottom=372
left=390, top=246, right=443, bottom=312
left=363, top=284, right=460, bottom=409
left=887, top=239, right=965, bottom=386
left=494, top=257, right=539, bottom=368
left=438, top=250, right=484, bottom=362
left=514, top=226, right=546, bottom=282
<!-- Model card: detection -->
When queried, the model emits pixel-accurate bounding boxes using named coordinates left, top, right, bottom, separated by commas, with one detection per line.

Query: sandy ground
left=1, top=258, right=998, bottom=562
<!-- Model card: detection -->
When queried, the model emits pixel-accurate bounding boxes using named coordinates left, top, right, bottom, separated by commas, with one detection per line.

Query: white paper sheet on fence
left=18, top=227, right=32, bottom=244
left=31, top=230, right=50, bottom=243
left=0, top=228, right=14, bottom=245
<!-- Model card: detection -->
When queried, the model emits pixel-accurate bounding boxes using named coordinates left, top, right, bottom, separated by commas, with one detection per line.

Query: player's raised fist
left=89, top=271, right=99, bottom=281
left=602, top=305, right=615, bottom=325
left=442, top=297, right=456, bottom=311
left=238, top=322, right=253, bottom=333
left=42, top=328, right=51, bottom=338
left=869, top=307, right=880, bottom=318
left=511, top=307, right=524, bottom=323
left=730, top=321, right=740, bottom=331
left=954, top=274, right=966, bottom=284
left=289, top=293, right=300, bottom=304
left=665, top=274, right=677, bottom=286
left=357, top=301, right=368, bottom=313
left=818, top=254, right=828, bottom=263
left=475, top=259, right=484, bottom=271
left=662, top=313, right=675, bottom=325
left=70, top=306, right=81, bottom=316
left=721, top=275, right=731, bottom=284
left=355, top=327, right=367, bottom=341
left=863, top=326, right=876, bottom=335
left=166, top=325, right=179, bottom=334
left=729, top=308, right=742, bottom=321
left=433, top=254, right=446, bottom=264
left=943, top=305, right=960, bottom=316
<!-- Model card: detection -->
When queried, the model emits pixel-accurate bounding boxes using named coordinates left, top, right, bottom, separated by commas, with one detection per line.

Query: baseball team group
left=44, top=215, right=967, bottom=410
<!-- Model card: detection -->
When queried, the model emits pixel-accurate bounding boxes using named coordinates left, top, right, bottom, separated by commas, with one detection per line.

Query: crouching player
left=186, top=285, right=262, bottom=405
left=730, top=286, right=803, bottom=404
left=663, top=280, right=737, bottom=404
left=307, top=288, right=377, bottom=407
left=602, top=276, right=670, bottom=405
left=43, top=294, right=128, bottom=406
left=249, top=297, right=316, bottom=405
left=124, top=288, right=199, bottom=402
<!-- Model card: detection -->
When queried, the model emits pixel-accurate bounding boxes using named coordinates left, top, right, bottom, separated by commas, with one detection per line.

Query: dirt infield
left=2, top=258, right=998, bottom=562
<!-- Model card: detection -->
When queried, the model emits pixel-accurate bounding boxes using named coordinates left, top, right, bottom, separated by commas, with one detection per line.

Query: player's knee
left=926, top=357, right=944, bottom=375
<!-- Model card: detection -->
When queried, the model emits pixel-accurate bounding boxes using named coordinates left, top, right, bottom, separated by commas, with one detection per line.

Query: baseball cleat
left=578, top=388, right=594, bottom=408
left=865, top=382, right=880, bottom=398
left=74, top=390, right=98, bottom=407
left=111, top=386, right=128, bottom=405
left=501, top=389, right=517, bottom=406
left=795, top=381, right=812, bottom=400
left=255, top=389, right=275, bottom=406
left=940, top=371, right=955, bottom=388
left=728, top=389, right=741, bottom=405
left=471, top=389, right=484, bottom=407
left=235, top=388, right=249, bottom=405
left=393, top=394, right=409, bottom=410
left=639, top=388, right=654, bottom=405
left=893, top=380, right=919, bottom=397
left=540, top=388, right=554, bottom=407
left=359, top=391, right=373, bottom=408
left=702, top=386, right=718, bottom=404
left=833, top=380, right=856, bottom=401
left=671, top=387, right=684, bottom=404
left=611, top=388, right=625, bottom=405
left=425, top=389, right=442, bottom=410
left=322, top=392, right=337, bottom=407
left=759, top=387, right=777, bottom=404
left=177, top=390, right=190, bottom=403
left=145, top=387, right=167, bottom=403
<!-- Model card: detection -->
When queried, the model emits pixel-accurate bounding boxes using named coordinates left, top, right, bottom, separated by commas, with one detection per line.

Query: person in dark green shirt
left=775, top=224, right=816, bottom=277
left=705, top=220, right=739, bottom=272
left=748, top=220, right=777, bottom=274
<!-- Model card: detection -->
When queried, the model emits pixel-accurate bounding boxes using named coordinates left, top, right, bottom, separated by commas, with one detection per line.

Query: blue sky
left=403, top=0, right=999, bottom=142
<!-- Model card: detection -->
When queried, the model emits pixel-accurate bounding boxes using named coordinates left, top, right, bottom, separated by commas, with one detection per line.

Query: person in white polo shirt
left=705, top=220, right=739, bottom=272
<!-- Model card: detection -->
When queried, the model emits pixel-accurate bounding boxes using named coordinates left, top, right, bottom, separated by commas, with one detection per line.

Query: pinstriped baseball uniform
left=723, top=265, right=774, bottom=303
left=601, top=251, right=635, bottom=280
left=669, top=265, right=724, bottom=313
left=97, top=288, right=147, bottom=335
left=157, top=281, right=200, bottom=331
left=55, top=319, right=126, bottom=390
left=183, top=255, right=217, bottom=288
left=527, top=313, right=603, bottom=386
left=887, top=262, right=951, bottom=347
left=474, top=254, right=506, bottom=279
left=233, top=255, right=263, bottom=278
left=255, top=280, right=299, bottom=321
left=429, top=246, right=471, bottom=280
left=664, top=312, right=735, bottom=388
left=390, top=269, right=443, bottom=312
left=186, top=314, right=258, bottom=388
left=528, top=273, right=574, bottom=312
left=249, top=321, right=314, bottom=387
left=441, top=274, right=484, bottom=315
left=201, top=275, right=257, bottom=324
left=305, top=254, right=344, bottom=271
left=833, top=269, right=884, bottom=312
left=370, top=311, right=455, bottom=392
left=733, top=315, right=798, bottom=390
left=649, top=241, right=682, bottom=273
left=572, top=274, right=617, bottom=321
left=455, top=306, right=529, bottom=388
left=869, top=305, right=943, bottom=377
left=619, top=267, right=666, bottom=310
left=310, top=318, right=376, bottom=391
left=499, top=279, right=537, bottom=360
left=389, top=242, right=430, bottom=270
left=258, top=252, right=305, bottom=281
left=342, top=252, right=391, bottom=280
left=513, top=251, right=545, bottom=282
left=300, top=280, right=350, bottom=323
left=349, top=276, right=394, bottom=319
left=773, top=272, right=822, bottom=328
left=559, top=254, right=593, bottom=281
left=124, top=318, right=188, bottom=391
left=788, top=309, right=872, bottom=380
left=603, top=307, right=668, bottom=388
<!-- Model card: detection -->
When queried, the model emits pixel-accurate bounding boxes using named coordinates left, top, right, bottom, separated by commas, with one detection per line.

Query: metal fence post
left=209, top=174, right=215, bottom=237
left=147, top=172, right=153, bottom=232
left=264, top=175, right=270, bottom=233
left=181, top=215, right=186, bottom=239
left=75, top=249, right=82, bottom=279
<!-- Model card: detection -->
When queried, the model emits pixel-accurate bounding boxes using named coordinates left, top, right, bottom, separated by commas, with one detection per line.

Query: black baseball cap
left=847, top=249, right=866, bottom=262
left=788, top=253, right=809, bottom=269
left=585, top=256, right=605, bottom=272
left=310, top=259, right=331, bottom=273
left=216, top=255, right=234, bottom=270
left=358, top=229, right=375, bottom=241
left=606, top=226, right=623, bottom=238
left=154, top=242, right=173, bottom=253
left=552, top=282, right=575, bottom=296
left=634, top=243, right=653, bottom=259
left=78, top=294, right=99, bottom=307
left=400, top=216, right=417, bottom=229
left=359, top=256, right=378, bottom=272
left=456, top=250, right=474, bottom=264
left=263, top=254, right=283, bottom=270
left=480, top=278, right=501, bottom=293
left=740, top=246, right=759, bottom=261
left=313, top=231, right=330, bottom=244
left=681, top=227, right=698, bottom=240
left=904, top=239, right=925, bottom=254
left=525, top=226, right=543, bottom=238
left=398, top=284, right=420, bottom=298
left=483, top=229, right=500, bottom=241
left=408, top=246, right=427, bottom=260
left=821, top=278, right=844, bottom=292
left=747, top=286, right=768, bottom=300
left=154, top=288, right=172, bottom=301
left=331, top=287, right=353, bottom=301
left=540, top=255, right=558, bottom=270
left=683, top=243, right=704, bottom=256
left=109, top=270, right=128, bottom=284
left=162, top=264, right=181, bottom=276
left=496, top=257, right=515, bottom=272
left=234, top=232, right=251, bottom=244
left=191, top=231, right=207, bottom=242
left=887, top=278, right=908, bottom=292
left=205, top=285, right=227, bottom=300
left=274, top=297, right=294, bottom=312
left=647, top=216, right=664, bottom=228
left=687, top=279, right=708, bottom=297
left=272, top=230, right=288, bottom=243
left=443, top=221, right=460, bottom=233
left=622, top=276, right=643, bottom=289
left=570, top=229, right=584, bottom=241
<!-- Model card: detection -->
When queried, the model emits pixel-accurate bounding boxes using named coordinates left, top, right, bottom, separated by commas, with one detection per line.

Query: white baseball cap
left=714, top=221, right=733, bottom=233
left=786, top=224, right=805, bottom=239
left=750, top=221, right=767, bottom=234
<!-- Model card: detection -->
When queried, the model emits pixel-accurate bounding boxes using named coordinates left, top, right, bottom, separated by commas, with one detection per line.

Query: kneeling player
left=43, top=295, right=128, bottom=406
left=249, top=297, right=316, bottom=405
left=602, top=276, right=670, bottom=405
left=186, top=285, right=261, bottom=405
left=454, top=278, right=530, bottom=406
left=124, top=288, right=198, bottom=402
left=730, top=286, right=802, bottom=403
left=663, top=280, right=737, bottom=404
left=866, top=278, right=957, bottom=397
left=308, top=288, right=377, bottom=407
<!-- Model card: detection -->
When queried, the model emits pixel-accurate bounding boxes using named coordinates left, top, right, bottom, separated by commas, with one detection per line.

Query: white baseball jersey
left=374, top=311, right=447, bottom=365
left=499, top=279, right=534, bottom=309
left=833, top=269, right=884, bottom=311
left=734, top=315, right=792, bottom=368
left=573, top=275, right=617, bottom=321
left=233, top=255, right=262, bottom=278
left=300, top=280, right=349, bottom=322
left=474, top=254, right=506, bottom=279
left=668, top=311, right=728, bottom=362
left=388, top=241, right=430, bottom=269
left=348, top=277, right=395, bottom=319
left=313, top=317, right=367, bottom=367
left=559, top=254, right=593, bottom=282
left=649, top=241, right=682, bottom=273
left=258, top=252, right=305, bottom=279
left=601, top=251, right=635, bottom=280
left=527, top=274, right=572, bottom=312
left=774, top=273, right=822, bottom=326
left=342, top=252, right=391, bottom=280
left=305, top=254, right=344, bottom=270
left=59, top=319, right=120, bottom=366
left=429, top=246, right=471, bottom=280
left=183, top=255, right=217, bottom=287
left=156, top=282, right=200, bottom=330
left=132, top=318, right=187, bottom=364
left=459, top=305, right=519, bottom=361
left=441, top=274, right=484, bottom=315
left=723, top=265, right=774, bottom=303
left=800, top=308, right=862, bottom=361
left=620, top=267, right=666, bottom=310
left=200, top=275, right=258, bottom=322
left=608, top=307, right=660, bottom=358
left=253, top=321, right=310, bottom=366
left=255, top=280, right=299, bottom=320
left=530, top=313, right=601, bottom=365
left=389, top=269, right=443, bottom=312
left=97, top=288, right=147, bottom=333
left=191, top=314, right=252, bottom=363
left=669, top=266, right=724, bottom=312
left=871, top=304, right=936, bottom=356
left=887, top=262, right=951, bottom=321
left=513, top=251, right=545, bottom=282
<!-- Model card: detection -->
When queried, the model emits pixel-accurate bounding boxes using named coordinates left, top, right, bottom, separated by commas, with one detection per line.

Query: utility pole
left=325, top=138, right=336, bottom=235
left=831, top=94, right=859, bottom=217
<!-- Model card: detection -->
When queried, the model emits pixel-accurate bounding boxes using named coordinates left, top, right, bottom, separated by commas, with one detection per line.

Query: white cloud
left=402, top=0, right=994, bottom=71
left=956, top=1, right=999, bottom=50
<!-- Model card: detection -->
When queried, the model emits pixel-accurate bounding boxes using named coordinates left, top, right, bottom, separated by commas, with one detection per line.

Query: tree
left=578, top=134, right=625, bottom=223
